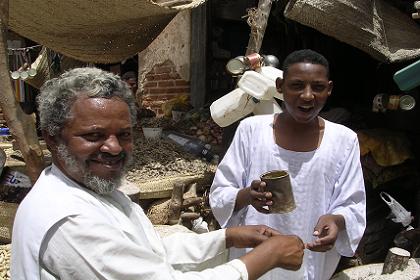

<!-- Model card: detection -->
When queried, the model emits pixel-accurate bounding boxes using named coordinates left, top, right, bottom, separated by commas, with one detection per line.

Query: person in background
left=210, top=49, right=366, bottom=280
left=11, top=67, right=304, bottom=280
left=121, top=70, right=138, bottom=94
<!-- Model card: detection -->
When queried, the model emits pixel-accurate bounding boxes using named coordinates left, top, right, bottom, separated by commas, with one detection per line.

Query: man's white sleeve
left=210, top=122, right=250, bottom=228
left=328, top=137, right=366, bottom=256
left=40, top=215, right=249, bottom=280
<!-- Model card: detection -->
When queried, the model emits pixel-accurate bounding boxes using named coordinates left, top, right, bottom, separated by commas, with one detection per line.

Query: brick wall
left=141, top=60, right=190, bottom=116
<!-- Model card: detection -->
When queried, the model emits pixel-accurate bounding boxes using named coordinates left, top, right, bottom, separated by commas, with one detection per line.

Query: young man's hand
left=306, top=214, right=345, bottom=252
left=225, top=225, right=281, bottom=248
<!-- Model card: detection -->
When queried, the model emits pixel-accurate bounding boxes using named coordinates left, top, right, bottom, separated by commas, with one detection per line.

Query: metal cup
left=260, top=170, right=296, bottom=214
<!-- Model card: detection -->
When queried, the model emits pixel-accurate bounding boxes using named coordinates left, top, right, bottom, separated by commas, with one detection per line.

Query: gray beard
left=57, top=144, right=127, bottom=195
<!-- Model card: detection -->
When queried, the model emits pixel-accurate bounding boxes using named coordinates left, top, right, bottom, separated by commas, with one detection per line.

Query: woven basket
left=0, top=202, right=18, bottom=244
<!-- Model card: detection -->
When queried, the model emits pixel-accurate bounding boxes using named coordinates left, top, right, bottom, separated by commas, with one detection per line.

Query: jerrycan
left=237, top=71, right=276, bottom=101
left=253, top=99, right=283, bottom=115
left=210, top=88, right=257, bottom=127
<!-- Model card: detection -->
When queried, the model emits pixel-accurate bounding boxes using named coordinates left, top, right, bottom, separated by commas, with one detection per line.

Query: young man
left=210, top=49, right=366, bottom=280
left=11, top=67, right=304, bottom=280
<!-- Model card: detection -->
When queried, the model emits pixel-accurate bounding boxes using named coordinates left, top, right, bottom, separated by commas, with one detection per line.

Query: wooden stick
left=168, top=182, right=185, bottom=225
left=245, top=0, right=273, bottom=55
left=382, top=247, right=411, bottom=274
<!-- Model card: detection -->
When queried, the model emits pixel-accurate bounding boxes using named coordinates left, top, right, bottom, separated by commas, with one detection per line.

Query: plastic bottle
left=163, top=131, right=217, bottom=162
left=210, top=88, right=257, bottom=127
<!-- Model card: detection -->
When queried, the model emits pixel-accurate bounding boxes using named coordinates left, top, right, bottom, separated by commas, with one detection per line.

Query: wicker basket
left=0, top=202, right=18, bottom=244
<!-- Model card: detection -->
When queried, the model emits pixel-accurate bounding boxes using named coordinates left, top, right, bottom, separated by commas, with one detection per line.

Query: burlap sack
left=284, top=0, right=420, bottom=62
left=0, top=202, right=18, bottom=244
left=9, top=0, right=206, bottom=63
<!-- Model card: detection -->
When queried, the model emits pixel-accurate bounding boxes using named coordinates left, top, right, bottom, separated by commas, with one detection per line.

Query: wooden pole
left=0, top=0, right=44, bottom=183
left=245, top=0, right=273, bottom=55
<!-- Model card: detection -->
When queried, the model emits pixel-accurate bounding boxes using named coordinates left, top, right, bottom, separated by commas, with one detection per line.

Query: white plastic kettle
left=210, top=88, right=257, bottom=127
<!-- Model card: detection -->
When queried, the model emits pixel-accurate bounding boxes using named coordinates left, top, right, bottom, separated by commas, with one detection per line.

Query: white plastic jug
left=253, top=99, right=283, bottom=115
left=237, top=71, right=275, bottom=100
left=257, top=66, right=284, bottom=100
left=210, top=88, right=257, bottom=127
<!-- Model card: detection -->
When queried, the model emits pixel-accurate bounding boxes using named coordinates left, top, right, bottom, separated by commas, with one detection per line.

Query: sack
left=0, top=201, right=18, bottom=244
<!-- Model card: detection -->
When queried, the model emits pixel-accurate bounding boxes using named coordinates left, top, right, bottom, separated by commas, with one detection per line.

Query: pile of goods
left=0, top=244, right=11, bottom=280
left=137, top=107, right=223, bottom=146
left=125, top=135, right=216, bottom=185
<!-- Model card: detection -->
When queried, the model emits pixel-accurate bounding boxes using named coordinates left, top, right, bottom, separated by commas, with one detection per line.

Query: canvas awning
left=8, top=0, right=205, bottom=63
left=285, top=0, right=420, bottom=63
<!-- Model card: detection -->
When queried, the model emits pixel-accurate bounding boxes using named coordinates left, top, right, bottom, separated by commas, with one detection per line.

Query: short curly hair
left=37, top=67, right=137, bottom=136
left=282, top=49, right=330, bottom=79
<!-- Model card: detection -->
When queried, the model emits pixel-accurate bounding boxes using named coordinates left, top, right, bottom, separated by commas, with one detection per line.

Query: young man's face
left=50, top=96, right=133, bottom=193
left=277, top=62, right=332, bottom=124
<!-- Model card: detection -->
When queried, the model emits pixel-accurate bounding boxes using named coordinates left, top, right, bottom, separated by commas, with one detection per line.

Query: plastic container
left=237, top=71, right=276, bottom=100
left=210, top=88, right=257, bottom=127
left=253, top=99, right=283, bottom=115
left=393, top=59, right=420, bottom=91
left=0, top=127, right=10, bottom=142
left=142, top=127, right=162, bottom=139
left=163, top=131, right=217, bottom=162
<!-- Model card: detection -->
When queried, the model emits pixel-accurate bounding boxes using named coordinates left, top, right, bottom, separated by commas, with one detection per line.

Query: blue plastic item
left=393, top=59, right=420, bottom=91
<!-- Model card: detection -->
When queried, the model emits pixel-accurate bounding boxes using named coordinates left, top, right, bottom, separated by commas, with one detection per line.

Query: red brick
left=153, top=73, right=171, bottom=81
left=168, top=72, right=180, bottom=79
left=175, top=80, right=189, bottom=86
left=158, top=80, right=175, bottom=87
left=144, top=82, right=158, bottom=88
left=154, top=66, right=172, bottom=74
left=149, top=88, right=167, bottom=94
left=145, top=73, right=155, bottom=80
left=166, top=87, right=190, bottom=93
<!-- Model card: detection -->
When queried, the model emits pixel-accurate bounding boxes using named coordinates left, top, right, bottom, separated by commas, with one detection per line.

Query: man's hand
left=248, top=180, right=273, bottom=213
left=225, top=225, right=281, bottom=249
left=240, top=234, right=305, bottom=279
left=306, top=214, right=345, bottom=252
left=234, top=181, right=273, bottom=212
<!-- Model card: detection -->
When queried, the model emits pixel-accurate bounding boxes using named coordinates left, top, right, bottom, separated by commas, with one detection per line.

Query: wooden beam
left=0, top=0, right=44, bottom=183
left=190, top=3, right=207, bottom=108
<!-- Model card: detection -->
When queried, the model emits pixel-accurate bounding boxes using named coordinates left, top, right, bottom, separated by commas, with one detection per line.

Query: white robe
left=210, top=114, right=366, bottom=280
left=12, top=165, right=248, bottom=280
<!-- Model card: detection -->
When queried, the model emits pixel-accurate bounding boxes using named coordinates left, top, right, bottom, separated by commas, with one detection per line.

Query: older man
left=11, top=67, right=304, bottom=280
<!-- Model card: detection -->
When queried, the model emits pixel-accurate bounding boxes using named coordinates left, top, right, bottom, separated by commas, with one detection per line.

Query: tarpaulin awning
left=284, top=0, right=420, bottom=63
left=9, top=0, right=205, bottom=63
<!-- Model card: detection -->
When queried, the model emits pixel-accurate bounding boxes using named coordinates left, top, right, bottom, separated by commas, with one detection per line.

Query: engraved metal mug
left=260, top=170, right=296, bottom=214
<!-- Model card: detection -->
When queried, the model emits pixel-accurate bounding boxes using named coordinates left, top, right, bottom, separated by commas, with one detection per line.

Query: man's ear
left=275, top=77, right=283, bottom=92
left=42, top=130, right=58, bottom=151
left=327, top=81, right=333, bottom=96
